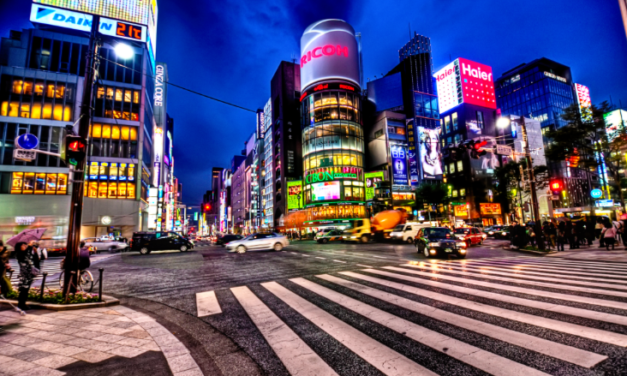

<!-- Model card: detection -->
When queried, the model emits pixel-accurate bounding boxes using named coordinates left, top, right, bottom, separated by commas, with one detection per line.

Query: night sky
left=1, top=0, right=626, bottom=205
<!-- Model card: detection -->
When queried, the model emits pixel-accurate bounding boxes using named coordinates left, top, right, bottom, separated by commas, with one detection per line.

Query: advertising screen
left=418, top=127, right=443, bottom=179
left=300, top=19, right=360, bottom=90
left=287, top=181, right=303, bottom=210
left=34, top=0, right=156, bottom=26
left=454, top=205, right=468, bottom=217
left=405, top=119, right=420, bottom=185
left=434, top=61, right=460, bottom=114
left=480, top=203, right=502, bottom=215
left=434, top=58, right=496, bottom=114
left=604, top=109, right=627, bottom=141
left=365, top=171, right=384, bottom=201
left=467, top=136, right=498, bottom=176
left=390, top=145, right=408, bottom=185
left=311, top=181, right=340, bottom=201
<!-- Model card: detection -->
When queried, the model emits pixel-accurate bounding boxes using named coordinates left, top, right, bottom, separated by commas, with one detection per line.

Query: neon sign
left=305, top=167, right=363, bottom=184
left=301, top=45, right=349, bottom=67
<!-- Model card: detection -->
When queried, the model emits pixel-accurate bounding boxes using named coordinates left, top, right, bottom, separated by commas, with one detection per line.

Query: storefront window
left=98, top=182, right=107, bottom=198
left=11, top=172, right=68, bottom=195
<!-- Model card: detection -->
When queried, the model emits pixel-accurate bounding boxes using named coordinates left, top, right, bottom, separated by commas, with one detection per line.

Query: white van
left=389, top=222, right=431, bottom=243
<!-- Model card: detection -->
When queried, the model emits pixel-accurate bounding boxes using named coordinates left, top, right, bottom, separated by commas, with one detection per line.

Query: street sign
left=15, top=133, right=39, bottom=150
left=13, top=149, right=36, bottom=161
left=495, top=144, right=512, bottom=156
left=590, top=189, right=603, bottom=198
left=596, top=199, right=614, bottom=208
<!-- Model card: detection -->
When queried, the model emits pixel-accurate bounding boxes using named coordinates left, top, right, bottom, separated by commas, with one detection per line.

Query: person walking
left=596, top=218, right=605, bottom=248
left=602, top=222, right=617, bottom=250
left=557, top=221, right=566, bottom=252
left=576, top=221, right=586, bottom=247
left=527, top=226, right=536, bottom=247
left=15, top=242, right=38, bottom=310
left=0, top=241, right=12, bottom=296
left=621, top=218, right=627, bottom=247
left=565, top=220, right=576, bottom=250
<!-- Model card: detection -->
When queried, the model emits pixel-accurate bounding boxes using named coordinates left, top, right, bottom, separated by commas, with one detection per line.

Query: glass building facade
left=301, top=85, right=366, bottom=223
left=495, top=58, right=576, bottom=130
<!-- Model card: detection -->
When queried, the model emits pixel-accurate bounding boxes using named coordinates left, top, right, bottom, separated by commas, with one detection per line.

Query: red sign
left=480, top=203, right=501, bottom=215
left=458, top=58, right=496, bottom=109
left=301, top=45, right=349, bottom=67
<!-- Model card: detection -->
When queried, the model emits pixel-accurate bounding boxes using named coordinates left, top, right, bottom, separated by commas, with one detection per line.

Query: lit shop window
left=87, top=162, right=135, bottom=182
left=1, top=102, right=72, bottom=121
left=90, top=124, right=138, bottom=141
left=85, top=181, right=135, bottom=199
left=11, top=172, right=67, bottom=195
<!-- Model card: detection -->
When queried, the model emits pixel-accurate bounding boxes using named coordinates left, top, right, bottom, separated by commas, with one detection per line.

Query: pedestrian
left=0, top=240, right=13, bottom=295
left=542, top=222, right=552, bottom=250
left=565, top=219, right=576, bottom=250
left=15, top=242, right=38, bottom=310
left=585, top=218, right=595, bottom=246
left=29, top=241, right=45, bottom=270
left=622, top=218, right=627, bottom=247
left=576, top=221, right=586, bottom=247
left=602, top=222, right=617, bottom=250
left=614, top=220, right=624, bottom=247
left=595, top=218, right=605, bottom=247
left=528, top=226, right=536, bottom=247
left=557, top=221, right=566, bottom=252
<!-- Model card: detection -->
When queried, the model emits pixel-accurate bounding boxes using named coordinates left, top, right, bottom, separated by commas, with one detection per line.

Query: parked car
left=225, top=233, right=289, bottom=253
left=38, top=239, right=67, bottom=257
left=453, top=227, right=486, bottom=247
left=82, top=237, right=129, bottom=253
left=415, top=227, right=467, bottom=259
left=485, top=225, right=506, bottom=238
left=131, top=231, right=194, bottom=255
left=494, top=226, right=512, bottom=240
left=316, top=230, right=344, bottom=244
left=314, top=228, right=336, bottom=240
left=215, top=234, right=244, bottom=246
left=390, top=222, right=431, bottom=244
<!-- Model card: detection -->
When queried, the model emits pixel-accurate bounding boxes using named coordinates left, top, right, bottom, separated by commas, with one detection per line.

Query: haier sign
left=434, top=57, right=496, bottom=114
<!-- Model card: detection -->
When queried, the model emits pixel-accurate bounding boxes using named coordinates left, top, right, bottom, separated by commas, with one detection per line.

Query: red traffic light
left=68, top=140, right=85, bottom=152
left=473, top=140, right=488, bottom=150
left=204, top=204, right=211, bottom=211
left=550, top=181, right=563, bottom=191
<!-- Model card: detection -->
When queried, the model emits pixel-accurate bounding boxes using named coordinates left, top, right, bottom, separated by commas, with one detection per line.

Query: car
left=215, top=234, right=244, bottom=246
left=131, top=231, right=194, bottom=255
left=225, top=233, right=289, bottom=253
left=314, top=228, right=336, bottom=240
left=485, top=225, right=505, bottom=238
left=390, top=222, right=431, bottom=244
left=82, top=237, right=129, bottom=253
left=494, top=226, right=512, bottom=240
left=38, top=239, right=67, bottom=257
left=453, top=227, right=486, bottom=247
left=316, top=230, right=344, bottom=243
left=415, top=227, right=468, bottom=259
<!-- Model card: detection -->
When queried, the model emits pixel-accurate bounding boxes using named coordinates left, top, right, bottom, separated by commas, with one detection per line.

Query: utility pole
left=64, top=16, right=101, bottom=294
left=521, top=117, right=545, bottom=250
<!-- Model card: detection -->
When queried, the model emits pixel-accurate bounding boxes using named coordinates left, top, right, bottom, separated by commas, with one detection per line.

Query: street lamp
left=497, top=115, right=545, bottom=250
left=114, top=43, right=135, bottom=60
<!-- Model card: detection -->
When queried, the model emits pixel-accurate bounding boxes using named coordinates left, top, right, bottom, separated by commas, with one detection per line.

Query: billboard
left=311, top=181, right=340, bottom=201
left=30, top=4, right=92, bottom=31
left=604, top=109, right=627, bottom=141
left=300, top=19, right=360, bottom=90
left=574, top=83, right=592, bottom=121
left=434, top=58, right=496, bottom=114
left=365, top=171, right=384, bottom=201
left=468, top=136, right=499, bottom=176
left=405, top=119, right=420, bottom=185
left=390, top=145, right=408, bottom=185
left=417, top=127, right=443, bottom=179
left=454, top=205, right=468, bottom=217
left=480, top=203, right=502, bottom=215
left=287, top=181, right=303, bottom=210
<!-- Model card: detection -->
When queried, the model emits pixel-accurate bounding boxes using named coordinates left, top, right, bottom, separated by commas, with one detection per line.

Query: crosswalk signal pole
left=64, top=16, right=100, bottom=295
left=521, top=117, right=545, bottom=251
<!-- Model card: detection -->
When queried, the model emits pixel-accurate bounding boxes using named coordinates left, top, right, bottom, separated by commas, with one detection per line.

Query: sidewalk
left=0, top=305, right=202, bottom=376
left=545, top=240, right=627, bottom=262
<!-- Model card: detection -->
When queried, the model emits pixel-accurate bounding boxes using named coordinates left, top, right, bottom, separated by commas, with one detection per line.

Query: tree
left=414, top=183, right=449, bottom=221
left=545, top=101, right=627, bottom=207
left=493, top=160, right=549, bottom=221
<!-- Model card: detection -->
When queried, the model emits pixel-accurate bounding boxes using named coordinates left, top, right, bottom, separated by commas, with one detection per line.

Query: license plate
left=445, top=248, right=452, bottom=253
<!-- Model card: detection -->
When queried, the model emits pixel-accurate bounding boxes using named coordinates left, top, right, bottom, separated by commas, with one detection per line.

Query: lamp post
left=498, top=115, right=545, bottom=250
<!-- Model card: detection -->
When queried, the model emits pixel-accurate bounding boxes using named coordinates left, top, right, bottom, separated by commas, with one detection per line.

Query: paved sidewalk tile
left=33, top=354, right=77, bottom=369
left=13, top=366, right=65, bottom=376
left=1, top=343, right=31, bottom=356
left=167, top=353, right=198, bottom=373
left=106, top=345, right=148, bottom=358
left=1, top=358, right=38, bottom=374
left=11, top=349, right=52, bottom=362
left=72, top=349, right=114, bottom=363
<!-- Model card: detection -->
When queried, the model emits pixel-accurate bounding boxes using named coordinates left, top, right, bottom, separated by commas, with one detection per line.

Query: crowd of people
left=509, top=217, right=626, bottom=251
left=0, top=240, right=47, bottom=310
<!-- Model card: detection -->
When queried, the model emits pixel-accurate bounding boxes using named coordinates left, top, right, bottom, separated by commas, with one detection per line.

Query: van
left=389, top=222, right=432, bottom=244
left=341, top=219, right=372, bottom=243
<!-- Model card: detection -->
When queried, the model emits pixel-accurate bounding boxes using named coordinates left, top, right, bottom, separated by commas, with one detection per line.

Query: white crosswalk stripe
left=195, top=256, right=627, bottom=375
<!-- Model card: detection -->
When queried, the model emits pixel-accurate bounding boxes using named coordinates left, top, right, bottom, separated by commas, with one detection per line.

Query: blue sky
left=1, top=0, right=626, bottom=204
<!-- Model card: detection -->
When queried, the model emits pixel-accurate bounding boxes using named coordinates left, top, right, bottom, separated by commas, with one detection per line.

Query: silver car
left=225, top=233, right=289, bottom=253
left=82, top=237, right=129, bottom=253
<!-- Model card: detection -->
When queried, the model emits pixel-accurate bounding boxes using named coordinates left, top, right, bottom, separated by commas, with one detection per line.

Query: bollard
left=98, top=268, right=104, bottom=302
left=39, top=272, right=48, bottom=301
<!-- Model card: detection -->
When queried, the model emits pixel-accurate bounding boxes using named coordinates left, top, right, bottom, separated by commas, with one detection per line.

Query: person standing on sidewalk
left=557, top=221, right=566, bottom=252
left=15, top=242, right=38, bottom=310
left=603, top=223, right=617, bottom=250
left=0, top=240, right=12, bottom=295
left=596, top=218, right=605, bottom=248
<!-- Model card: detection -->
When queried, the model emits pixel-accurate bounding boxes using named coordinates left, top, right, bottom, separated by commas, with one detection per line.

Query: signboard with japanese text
left=405, top=119, right=419, bottom=185
left=454, top=205, right=468, bottom=217
left=391, top=145, right=408, bottom=185
left=287, top=181, right=303, bottom=210
left=365, top=171, right=384, bottom=201
left=480, top=203, right=502, bottom=215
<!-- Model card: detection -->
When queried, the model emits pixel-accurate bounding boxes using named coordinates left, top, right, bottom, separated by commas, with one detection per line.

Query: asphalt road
left=88, top=239, right=627, bottom=376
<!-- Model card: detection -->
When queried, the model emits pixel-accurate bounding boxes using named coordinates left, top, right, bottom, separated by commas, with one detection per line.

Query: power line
left=98, top=56, right=256, bottom=113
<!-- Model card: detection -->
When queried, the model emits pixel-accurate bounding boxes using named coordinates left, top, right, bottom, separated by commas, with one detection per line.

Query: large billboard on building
left=390, top=145, right=408, bottom=185
left=434, top=58, right=496, bottom=114
left=300, top=19, right=360, bottom=90
left=417, top=127, right=443, bottom=179
left=365, top=171, right=384, bottom=201
left=287, top=181, right=303, bottom=210
left=604, top=109, right=627, bottom=141
left=405, top=119, right=420, bottom=186
left=574, top=83, right=592, bottom=121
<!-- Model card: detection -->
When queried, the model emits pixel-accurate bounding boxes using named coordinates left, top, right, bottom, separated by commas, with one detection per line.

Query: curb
left=501, top=247, right=558, bottom=255
left=0, top=295, right=119, bottom=311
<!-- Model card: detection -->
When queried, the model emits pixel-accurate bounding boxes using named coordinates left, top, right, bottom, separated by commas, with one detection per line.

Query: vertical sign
left=391, top=145, right=408, bottom=185
left=405, top=119, right=419, bottom=186
left=574, top=83, right=592, bottom=121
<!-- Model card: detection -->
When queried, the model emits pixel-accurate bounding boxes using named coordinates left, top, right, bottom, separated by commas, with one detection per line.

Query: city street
left=67, top=240, right=627, bottom=375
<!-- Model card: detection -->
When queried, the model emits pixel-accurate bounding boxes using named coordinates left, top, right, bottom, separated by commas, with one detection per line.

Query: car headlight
left=351, top=236, right=357, bottom=239
left=456, top=242, right=466, bottom=248
left=459, top=249, right=466, bottom=253
left=430, top=249, right=437, bottom=254
left=488, top=231, right=494, bottom=235
left=428, top=242, right=440, bottom=247
left=502, top=232, right=507, bottom=236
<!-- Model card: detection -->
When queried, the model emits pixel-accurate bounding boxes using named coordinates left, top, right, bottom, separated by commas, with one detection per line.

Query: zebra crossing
left=196, top=256, right=627, bottom=375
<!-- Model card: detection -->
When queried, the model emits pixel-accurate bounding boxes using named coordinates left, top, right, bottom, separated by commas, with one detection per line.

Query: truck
left=341, top=219, right=373, bottom=243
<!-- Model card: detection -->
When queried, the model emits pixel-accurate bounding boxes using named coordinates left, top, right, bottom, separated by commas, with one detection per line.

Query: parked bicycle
left=58, top=269, right=94, bottom=292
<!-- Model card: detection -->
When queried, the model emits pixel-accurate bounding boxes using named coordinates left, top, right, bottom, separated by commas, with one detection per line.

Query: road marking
left=291, top=277, right=550, bottom=376
left=231, top=286, right=338, bottom=376
left=518, top=258, right=627, bottom=272
left=318, top=274, right=606, bottom=368
left=356, top=264, right=373, bottom=268
left=315, top=257, right=326, bottom=260
left=196, top=290, right=222, bottom=317
left=402, top=264, right=627, bottom=298
left=430, top=263, right=627, bottom=291
left=351, top=270, right=627, bottom=347
left=333, top=260, right=346, bottom=263
left=381, top=266, right=627, bottom=311
left=262, top=281, right=436, bottom=376
left=302, top=254, right=310, bottom=257
left=474, top=259, right=627, bottom=277
left=372, top=256, right=387, bottom=259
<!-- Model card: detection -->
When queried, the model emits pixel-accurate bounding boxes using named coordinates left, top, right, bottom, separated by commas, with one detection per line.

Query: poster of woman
left=418, top=127, right=443, bottom=178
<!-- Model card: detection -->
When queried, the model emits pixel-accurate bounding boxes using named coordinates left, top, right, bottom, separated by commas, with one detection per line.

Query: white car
left=225, top=233, right=289, bottom=253
left=82, top=237, right=129, bottom=253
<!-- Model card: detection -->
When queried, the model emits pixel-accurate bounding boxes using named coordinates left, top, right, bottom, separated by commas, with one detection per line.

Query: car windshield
left=454, top=229, right=470, bottom=234
left=424, top=228, right=453, bottom=239
left=393, top=225, right=405, bottom=231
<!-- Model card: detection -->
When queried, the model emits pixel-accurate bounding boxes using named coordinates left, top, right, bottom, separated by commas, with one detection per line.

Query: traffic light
left=64, top=135, right=87, bottom=166
left=204, top=203, right=211, bottom=211
left=550, top=180, right=563, bottom=195
left=470, top=140, right=488, bottom=159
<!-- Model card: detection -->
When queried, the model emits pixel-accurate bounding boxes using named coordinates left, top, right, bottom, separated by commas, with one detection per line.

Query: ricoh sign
left=300, top=19, right=361, bottom=91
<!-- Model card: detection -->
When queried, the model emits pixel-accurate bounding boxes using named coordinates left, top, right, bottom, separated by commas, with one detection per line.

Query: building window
left=449, top=162, right=456, bottom=174
left=452, top=190, right=458, bottom=197
left=454, top=134, right=462, bottom=144
left=1, top=76, right=75, bottom=121
left=93, top=85, right=141, bottom=121
left=11, top=172, right=67, bottom=194
left=86, top=181, right=135, bottom=199
left=476, top=111, right=484, bottom=129
left=444, top=116, right=451, bottom=134
left=89, top=124, right=138, bottom=158
left=456, top=160, right=463, bottom=172
left=460, top=188, right=466, bottom=197
left=452, top=112, right=458, bottom=130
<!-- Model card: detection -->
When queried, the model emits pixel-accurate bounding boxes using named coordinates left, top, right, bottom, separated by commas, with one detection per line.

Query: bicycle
left=58, top=269, right=94, bottom=292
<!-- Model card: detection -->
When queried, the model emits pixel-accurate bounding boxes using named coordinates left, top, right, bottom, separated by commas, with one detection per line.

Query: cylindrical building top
left=300, top=19, right=360, bottom=91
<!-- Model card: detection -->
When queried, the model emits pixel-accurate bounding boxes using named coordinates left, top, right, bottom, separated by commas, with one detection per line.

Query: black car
left=494, top=226, right=512, bottom=240
left=215, top=234, right=243, bottom=246
left=131, top=231, right=194, bottom=255
left=415, top=227, right=468, bottom=259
